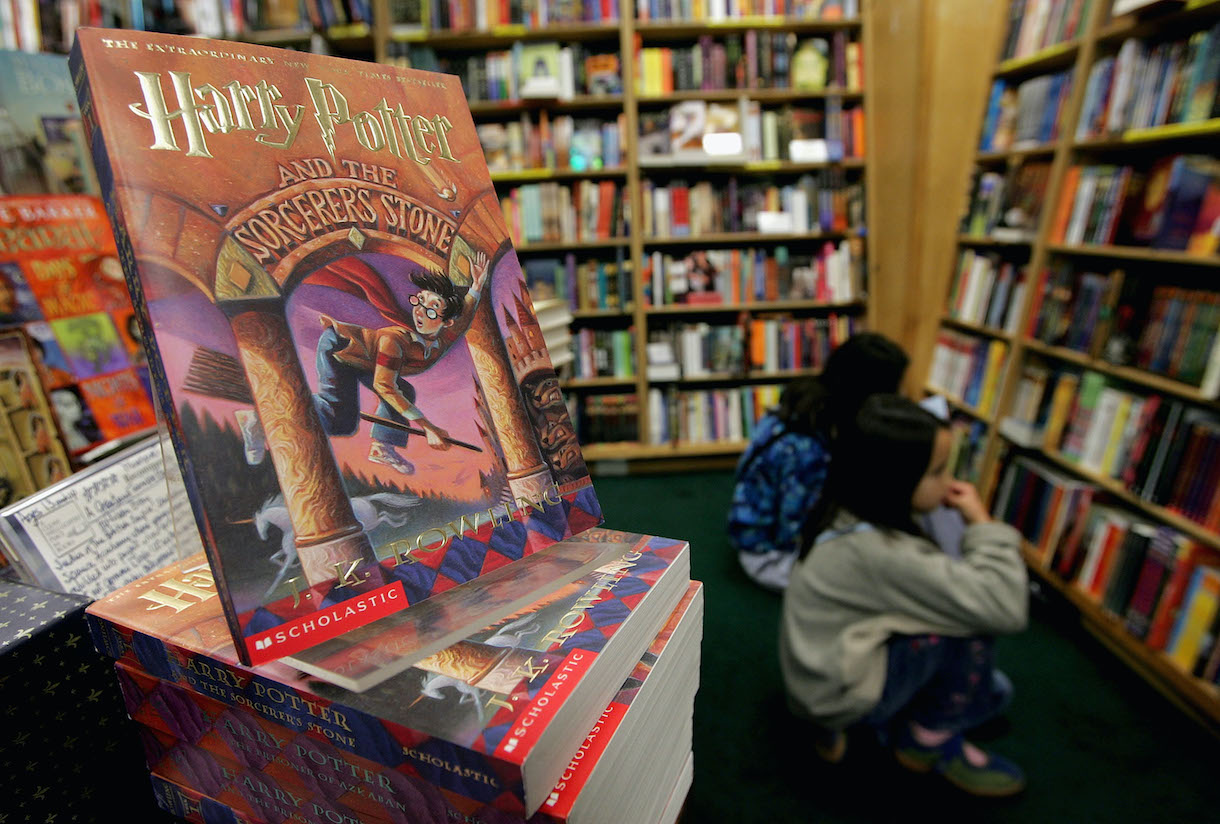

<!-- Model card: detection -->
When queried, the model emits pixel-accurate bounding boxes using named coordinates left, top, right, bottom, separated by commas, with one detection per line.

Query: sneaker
left=813, top=727, right=848, bottom=764
left=894, top=729, right=1025, bottom=797
left=235, top=409, right=266, bottom=465
left=368, top=443, right=415, bottom=475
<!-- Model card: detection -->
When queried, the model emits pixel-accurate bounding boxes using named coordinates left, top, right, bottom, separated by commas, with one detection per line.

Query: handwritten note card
left=0, top=437, right=190, bottom=598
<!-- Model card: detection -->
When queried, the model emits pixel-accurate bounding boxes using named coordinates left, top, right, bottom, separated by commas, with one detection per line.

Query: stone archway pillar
left=465, top=302, right=553, bottom=502
left=229, top=307, right=382, bottom=588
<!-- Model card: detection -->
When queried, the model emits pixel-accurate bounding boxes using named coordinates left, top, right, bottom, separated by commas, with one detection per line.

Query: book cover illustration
left=0, top=329, right=72, bottom=512
left=86, top=530, right=690, bottom=815
left=0, top=51, right=100, bottom=197
left=71, top=29, right=600, bottom=666
left=116, top=580, right=703, bottom=824
left=0, top=194, right=158, bottom=456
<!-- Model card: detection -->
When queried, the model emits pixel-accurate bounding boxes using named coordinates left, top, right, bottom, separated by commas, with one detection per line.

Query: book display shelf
left=7, top=0, right=873, bottom=469
left=931, top=0, right=1220, bottom=736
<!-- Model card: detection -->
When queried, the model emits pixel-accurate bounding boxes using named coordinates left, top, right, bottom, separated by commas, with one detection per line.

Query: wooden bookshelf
left=1020, top=544, right=1220, bottom=737
left=932, top=0, right=1220, bottom=733
left=22, top=6, right=873, bottom=463
left=409, top=10, right=874, bottom=460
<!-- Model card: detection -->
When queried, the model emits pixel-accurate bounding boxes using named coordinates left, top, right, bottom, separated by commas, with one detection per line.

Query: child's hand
left=944, top=481, right=991, bottom=524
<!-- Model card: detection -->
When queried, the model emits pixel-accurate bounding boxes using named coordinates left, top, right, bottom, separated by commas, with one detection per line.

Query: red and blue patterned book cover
left=69, top=27, right=600, bottom=667
left=117, top=580, right=702, bottom=823
left=149, top=772, right=259, bottom=824
left=87, top=529, right=690, bottom=816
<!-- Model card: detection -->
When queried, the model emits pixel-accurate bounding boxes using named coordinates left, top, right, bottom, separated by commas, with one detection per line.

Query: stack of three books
left=84, top=529, right=702, bottom=824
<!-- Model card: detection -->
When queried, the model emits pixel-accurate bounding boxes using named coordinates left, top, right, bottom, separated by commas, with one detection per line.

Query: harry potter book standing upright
left=69, top=29, right=601, bottom=667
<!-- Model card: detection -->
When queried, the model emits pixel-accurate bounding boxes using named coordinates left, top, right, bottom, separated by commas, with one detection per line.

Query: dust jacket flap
left=69, top=28, right=601, bottom=666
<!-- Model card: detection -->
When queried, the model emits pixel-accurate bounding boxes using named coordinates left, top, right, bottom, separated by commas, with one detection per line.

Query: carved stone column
left=229, top=308, right=382, bottom=587
left=465, top=301, right=553, bottom=502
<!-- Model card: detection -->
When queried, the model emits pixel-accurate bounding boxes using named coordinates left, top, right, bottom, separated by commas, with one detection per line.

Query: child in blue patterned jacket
left=727, top=332, right=909, bottom=591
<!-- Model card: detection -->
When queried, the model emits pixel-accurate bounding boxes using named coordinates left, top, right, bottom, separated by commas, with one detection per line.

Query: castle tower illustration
left=502, top=282, right=586, bottom=481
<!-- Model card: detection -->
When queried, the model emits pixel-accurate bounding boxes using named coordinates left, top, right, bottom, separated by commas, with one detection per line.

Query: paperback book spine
left=150, top=772, right=260, bottom=824
left=118, top=661, right=517, bottom=824
left=122, top=579, right=703, bottom=824
left=68, top=41, right=245, bottom=649
left=88, top=536, right=689, bottom=816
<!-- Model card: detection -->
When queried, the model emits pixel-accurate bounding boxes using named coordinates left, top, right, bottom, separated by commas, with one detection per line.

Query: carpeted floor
left=592, top=469, right=1220, bottom=823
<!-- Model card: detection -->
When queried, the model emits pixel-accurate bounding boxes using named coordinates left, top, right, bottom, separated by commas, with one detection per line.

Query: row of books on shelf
left=945, top=250, right=1028, bottom=333
left=568, top=392, right=639, bottom=443
left=524, top=253, right=632, bottom=311
left=960, top=161, right=1050, bottom=241
left=998, top=0, right=1093, bottom=64
left=643, top=312, right=854, bottom=378
left=427, top=0, right=619, bottom=32
left=571, top=327, right=636, bottom=379
left=647, top=383, right=777, bottom=444
left=1049, top=156, right=1220, bottom=253
left=928, top=331, right=1008, bottom=416
left=499, top=180, right=626, bottom=246
left=641, top=175, right=862, bottom=237
left=1004, top=366, right=1220, bottom=528
left=634, top=0, right=858, bottom=22
left=479, top=114, right=625, bottom=174
left=1025, top=263, right=1120, bottom=354
left=643, top=241, right=863, bottom=306
left=1077, top=21, right=1220, bottom=140
left=634, top=30, right=859, bottom=94
left=995, top=456, right=1220, bottom=684
left=979, top=69, right=1073, bottom=153
left=1026, top=262, right=1220, bottom=390
left=431, top=44, right=623, bottom=104
left=639, top=99, right=864, bottom=164
left=947, top=414, right=988, bottom=485
left=1, top=0, right=378, bottom=52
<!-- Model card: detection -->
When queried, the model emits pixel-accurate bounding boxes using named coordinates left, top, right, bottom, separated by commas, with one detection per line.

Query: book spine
left=150, top=773, right=258, bottom=824
left=86, top=613, right=525, bottom=812
left=69, top=41, right=255, bottom=660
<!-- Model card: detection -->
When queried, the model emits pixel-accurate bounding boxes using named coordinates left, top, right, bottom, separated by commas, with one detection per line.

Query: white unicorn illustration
left=413, top=613, right=545, bottom=722
left=252, top=491, right=421, bottom=596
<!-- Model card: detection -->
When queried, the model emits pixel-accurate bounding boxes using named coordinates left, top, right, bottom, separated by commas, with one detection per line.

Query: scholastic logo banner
left=544, top=699, right=628, bottom=816
left=494, top=649, right=597, bottom=763
left=246, top=582, right=405, bottom=665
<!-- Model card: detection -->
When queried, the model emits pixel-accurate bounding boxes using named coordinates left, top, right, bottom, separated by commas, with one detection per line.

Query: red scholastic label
left=543, top=699, right=629, bottom=817
left=493, top=649, right=597, bottom=763
left=245, top=582, right=405, bottom=665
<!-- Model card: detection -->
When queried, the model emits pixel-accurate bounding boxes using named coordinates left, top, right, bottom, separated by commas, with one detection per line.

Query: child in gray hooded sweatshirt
left=780, top=394, right=1028, bottom=797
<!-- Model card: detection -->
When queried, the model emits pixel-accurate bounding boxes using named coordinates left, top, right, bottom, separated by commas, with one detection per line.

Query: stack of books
left=65, top=27, right=704, bottom=822
left=88, top=534, right=701, bottom=824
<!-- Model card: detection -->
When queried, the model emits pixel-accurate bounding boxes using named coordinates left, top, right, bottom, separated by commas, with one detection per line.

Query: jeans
left=865, top=634, right=1012, bottom=738
left=313, top=327, right=415, bottom=448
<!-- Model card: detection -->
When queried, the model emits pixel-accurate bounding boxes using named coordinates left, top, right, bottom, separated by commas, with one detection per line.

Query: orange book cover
left=749, top=319, right=767, bottom=368
left=70, top=28, right=602, bottom=667
left=1086, top=520, right=1126, bottom=602
left=0, top=194, right=157, bottom=457
left=1049, top=166, right=1080, bottom=244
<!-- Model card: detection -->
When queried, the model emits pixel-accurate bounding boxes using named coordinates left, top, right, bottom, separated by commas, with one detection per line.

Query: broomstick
left=184, top=347, right=482, bottom=452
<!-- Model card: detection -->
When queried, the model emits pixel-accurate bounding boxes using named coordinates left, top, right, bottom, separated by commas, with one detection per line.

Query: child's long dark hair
left=800, top=394, right=947, bottom=557
left=777, top=332, right=910, bottom=437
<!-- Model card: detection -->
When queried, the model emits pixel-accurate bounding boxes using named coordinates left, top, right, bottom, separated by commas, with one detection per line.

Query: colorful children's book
left=86, top=529, right=690, bottom=817
left=0, top=194, right=158, bottom=458
left=0, top=328, right=73, bottom=509
left=70, top=28, right=601, bottom=666
left=118, top=580, right=703, bottom=823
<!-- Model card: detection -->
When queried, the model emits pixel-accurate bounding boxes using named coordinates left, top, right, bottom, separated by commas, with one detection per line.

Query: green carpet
left=592, top=470, right=1220, bottom=823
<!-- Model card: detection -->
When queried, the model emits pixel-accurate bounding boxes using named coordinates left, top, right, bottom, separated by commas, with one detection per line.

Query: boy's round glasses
left=409, top=294, right=440, bottom=320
